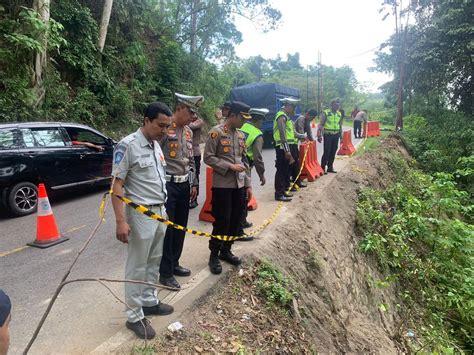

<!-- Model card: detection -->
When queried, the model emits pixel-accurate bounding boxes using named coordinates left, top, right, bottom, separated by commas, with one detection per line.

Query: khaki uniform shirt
left=354, top=111, right=368, bottom=122
left=112, top=128, right=167, bottom=205
left=159, top=121, right=198, bottom=186
left=294, top=115, right=314, bottom=141
left=189, top=118, right=204, bottom=157
left=204, top=123, right=251, bottom=189
left=251, top=135, right=265, bottom=180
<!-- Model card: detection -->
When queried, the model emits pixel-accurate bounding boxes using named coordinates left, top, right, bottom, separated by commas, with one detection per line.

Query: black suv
left=0, top=122, right=115, bottom=216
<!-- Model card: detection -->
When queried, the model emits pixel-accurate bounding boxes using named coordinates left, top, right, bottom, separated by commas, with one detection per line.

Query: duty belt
left=165, top=174, right=189, bottom=183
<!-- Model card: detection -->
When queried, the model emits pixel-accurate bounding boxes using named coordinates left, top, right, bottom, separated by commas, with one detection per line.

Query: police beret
left=229, top=101, right=251, bottom=119
left=220, top=101, right=231, bottom=109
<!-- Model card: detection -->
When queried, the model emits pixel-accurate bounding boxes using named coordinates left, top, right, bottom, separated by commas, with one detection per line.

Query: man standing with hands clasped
left=111, top=101, right=174, bottom=339
left=159, top=93, right=204, bottom=290
left=204, top=101, right=253, bottom=274
left=318, top=98, right=343, bottom=174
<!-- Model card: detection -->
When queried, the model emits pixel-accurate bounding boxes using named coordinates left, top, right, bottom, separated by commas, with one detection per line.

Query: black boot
left=220, top=249, right=242, bottom=266
left=209, top=252, right=222, bottom=274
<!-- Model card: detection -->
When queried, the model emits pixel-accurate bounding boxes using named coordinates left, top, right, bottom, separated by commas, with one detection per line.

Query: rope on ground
left=106, top=144, right=312, bottom=241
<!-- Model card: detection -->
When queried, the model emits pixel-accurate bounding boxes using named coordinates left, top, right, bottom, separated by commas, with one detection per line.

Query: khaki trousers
left=124, top=204, right=167, bottom=322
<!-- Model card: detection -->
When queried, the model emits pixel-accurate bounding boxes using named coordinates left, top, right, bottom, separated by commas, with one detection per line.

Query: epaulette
left=209, top=126, right=221, bottom=140
left=121, top=133, right=137, bottom=145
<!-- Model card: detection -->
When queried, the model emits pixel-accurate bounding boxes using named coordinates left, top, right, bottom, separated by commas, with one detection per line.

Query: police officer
left=188, top=113, right=205, bottom=209
left=111, top=101, right=174, bottom=339
left=294, top=108, right=318, bottom=142
left=237, top=107, right=268, bottom=239
left=220, top=101, right=231, bottom=119
left=273, top=97, right=300, bottom=201
left=318, top=98, right=343, bottom=174
left=204, top=101, right=252, bottom=274
left=159, top=93, right=203, bottom=289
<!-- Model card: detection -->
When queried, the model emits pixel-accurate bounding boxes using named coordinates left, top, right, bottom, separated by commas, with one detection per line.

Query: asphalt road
left=0, top=127, right=362, bottom=354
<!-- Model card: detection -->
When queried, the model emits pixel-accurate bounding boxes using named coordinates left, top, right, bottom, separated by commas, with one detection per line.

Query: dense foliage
left=357, top=150, right=473, bottom=352
left=374, top=0, right=472, bottom=118
left=0, top=0, right=281, bottom=137
left=0, top=0, right=383, bottom=139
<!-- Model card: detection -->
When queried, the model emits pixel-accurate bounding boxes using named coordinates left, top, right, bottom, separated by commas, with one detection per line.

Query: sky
left=234, top=0, right=394, bottom=92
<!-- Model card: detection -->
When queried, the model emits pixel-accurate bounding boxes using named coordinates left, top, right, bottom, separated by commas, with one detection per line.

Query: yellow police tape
left=100, top=144, right=311, bottom=241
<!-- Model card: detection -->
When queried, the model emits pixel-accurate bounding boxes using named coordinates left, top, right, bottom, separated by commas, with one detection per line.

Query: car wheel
left=8, top=182, right=38, bottom=216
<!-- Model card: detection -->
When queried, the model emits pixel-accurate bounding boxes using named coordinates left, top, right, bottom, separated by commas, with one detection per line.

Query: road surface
left=0, top=127, right=362, bottom=354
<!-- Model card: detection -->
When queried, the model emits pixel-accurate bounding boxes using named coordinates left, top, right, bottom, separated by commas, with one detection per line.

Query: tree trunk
left=160, top=0, right=165, bottom=14
left=98, top=0, right=113, bottom=52
left=32, top=0, right=50, bottom=108
left=190, top=0, right=199, bottom=54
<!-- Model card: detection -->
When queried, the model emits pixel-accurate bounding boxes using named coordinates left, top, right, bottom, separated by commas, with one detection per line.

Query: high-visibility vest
left=239, top=122, right=263, bottom=161
left=323, top=109, right=341, bottom=133
left=273, top=111, right=296, bottom=145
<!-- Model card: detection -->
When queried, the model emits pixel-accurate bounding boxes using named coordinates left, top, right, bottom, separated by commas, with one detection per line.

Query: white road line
left=90, top=267, right=212, bottom=354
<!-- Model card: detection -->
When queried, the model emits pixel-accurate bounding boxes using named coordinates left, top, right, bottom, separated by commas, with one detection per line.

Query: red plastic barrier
left=299, top=141, right=324, bottom=182
left=310, top=140, right=324, bottom=177
left=363, top=121, right=381, bottom=137
left=299, top=141, right=316, bottom=182
left=199, top=167, right=214, bottom=222
left=337, top=130, right=356, bottom=155
left=371, top=121, right=381, bottom=136
left=199, top=166, right=259, bottom=221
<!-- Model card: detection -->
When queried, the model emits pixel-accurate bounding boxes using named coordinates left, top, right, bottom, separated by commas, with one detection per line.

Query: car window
left=20, top=128, right=66, bottom=147
left=66, top=128, right=106, bottom=145
left=0, top=129, right=17, bottom=149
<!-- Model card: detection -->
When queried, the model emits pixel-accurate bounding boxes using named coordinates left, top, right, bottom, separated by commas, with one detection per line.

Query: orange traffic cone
left=27, top=184, right=69, bottom=248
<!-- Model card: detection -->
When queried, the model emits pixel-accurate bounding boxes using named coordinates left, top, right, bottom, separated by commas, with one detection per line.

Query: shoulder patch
left=114, top=143, right=127, bottom=164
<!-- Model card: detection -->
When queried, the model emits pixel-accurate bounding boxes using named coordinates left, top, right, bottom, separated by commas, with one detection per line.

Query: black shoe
left=237, top=235, right=254, bottom=242
left=297, top=181, right=307, bottom=188
left=290, top=186, right=299, bottom=192
left=126, top=318, right=156, bottom=339
left=275, top=195, right=292, bottom=202
left=209, top=255, right=222, bottom=274
left=284, top=191, right=294, bottom=197
left=173, top=265, right=191, bottom=277
left=242, top=220, right=253, bottom=229
left=189, top=200, right=198, bottom=209
left=159, top=276, right=180, bottom=289
left=327, top=168, right=337, bottom=173
left=220, top=251, right=242, bottom=266
left=142, top=303, right=174, bottom=316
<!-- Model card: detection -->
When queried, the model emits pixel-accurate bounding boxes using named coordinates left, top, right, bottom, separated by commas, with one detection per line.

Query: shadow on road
left=0, top=184, right=110, bottom=221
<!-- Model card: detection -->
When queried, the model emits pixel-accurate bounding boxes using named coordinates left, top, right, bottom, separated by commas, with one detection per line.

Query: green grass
left=354, top=131, right=388, bottom=156
left=256, top=260, right=295, bottom=309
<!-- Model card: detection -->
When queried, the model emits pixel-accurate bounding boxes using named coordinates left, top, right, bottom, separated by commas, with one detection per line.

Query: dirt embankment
left=154, top=135, right=410, bottom=354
